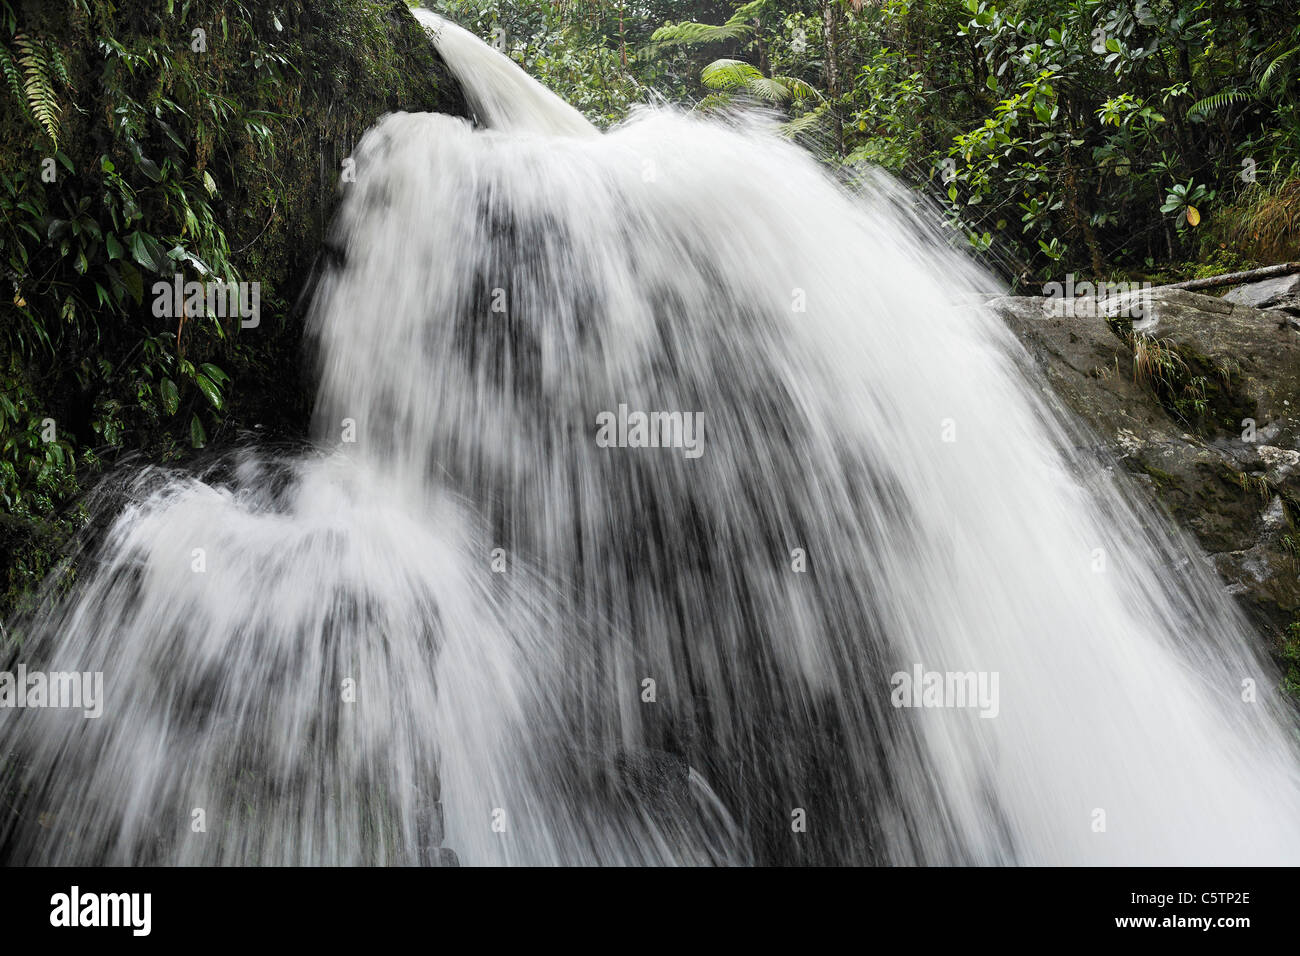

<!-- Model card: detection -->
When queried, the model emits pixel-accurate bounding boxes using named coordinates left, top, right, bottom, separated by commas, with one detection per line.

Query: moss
left=1140, top=464, right=1179, bottom=489
left=1283, top=623, right=1300, bottom=700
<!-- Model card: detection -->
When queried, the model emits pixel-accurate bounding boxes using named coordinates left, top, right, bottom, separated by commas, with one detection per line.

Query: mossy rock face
left=0, top=0, right=468, bottom=616
left=994, top=287, right=1300, bottom=658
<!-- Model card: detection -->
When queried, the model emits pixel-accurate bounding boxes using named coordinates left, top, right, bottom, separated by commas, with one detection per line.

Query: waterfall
left=3, top=10, right=1300, bottom=867
left=411, top=9, right=597, bottom=138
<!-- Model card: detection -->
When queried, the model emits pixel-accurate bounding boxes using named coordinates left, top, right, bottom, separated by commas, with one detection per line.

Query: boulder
left=1223, top=273, right=1300, bottom=316
left=992, top=288, right=1300, bottom=646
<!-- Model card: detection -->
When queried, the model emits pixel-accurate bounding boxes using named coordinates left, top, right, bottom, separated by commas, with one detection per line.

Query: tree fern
left=701, top=58, right=763, bottom=91
left=702, top=59, right=821, bottom=105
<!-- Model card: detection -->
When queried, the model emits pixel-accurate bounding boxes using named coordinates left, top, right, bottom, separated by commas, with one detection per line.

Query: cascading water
left=3, top=9, right=1300, bottom=866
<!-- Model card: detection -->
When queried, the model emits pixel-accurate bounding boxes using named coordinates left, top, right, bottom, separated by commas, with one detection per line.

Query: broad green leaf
left=199, top=362, right=230, bottom=386
left=128, top=231, right=156, bottom=271
left=194, top=373, right=223, bottom=409
left=118, top=261, right=144, bottom=305
left=159, top=378, right=179, bottom=416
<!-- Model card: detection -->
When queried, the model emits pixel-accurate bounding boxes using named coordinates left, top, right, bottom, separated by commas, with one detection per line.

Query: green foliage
left=636, top=2, right=829, bottom=135
left=811, top=0, right=1300, bottom=283
left=0, top=0, right=453, bottom=617
left=1188, top=88, right=1251, bottom=120
left=1160, top=179, right=1213, bottom=230
left=437, top=1, right=736, bottom=126
left=646, top=1, right=761, bottom=52
left=700, top=57, right=819, bottom=105
left=0, top=32, right=68, bottom=146
left=1284, top=622, right=1300, bottom=700
left=439, top=0, right=1300, bottom=279
left=0, top=357, right=87, bottom=615
left=588, top=0, right=1300, bottom=282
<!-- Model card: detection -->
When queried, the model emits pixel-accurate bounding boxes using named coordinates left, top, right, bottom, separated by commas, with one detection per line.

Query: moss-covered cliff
left=0, top=0, right=466, bottom=616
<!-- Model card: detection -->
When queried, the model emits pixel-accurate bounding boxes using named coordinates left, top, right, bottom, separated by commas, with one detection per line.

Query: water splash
left=3, top=11, right=1299, bottom=866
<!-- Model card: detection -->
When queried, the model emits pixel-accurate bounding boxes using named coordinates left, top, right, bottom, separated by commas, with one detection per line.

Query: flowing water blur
left=2, top=11, right=1300, bottom=866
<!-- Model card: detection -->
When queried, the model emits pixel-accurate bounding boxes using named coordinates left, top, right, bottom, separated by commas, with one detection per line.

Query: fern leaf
left=13, top=34, right=60, bottom=146
left=1259, top=46, right=1298, bottom=94
left=780, top=103, right=830, bottom=139
left=743, top=75, right=791, bottom=103
left=729, top=1, right=770, bottom=23
left=695, top=92, right=735, bottom=113
left=649, top=20, right=754, bottom=48
left=0, top=44, right=34, bottom=124
left=1187, top=88, right=1251, bottom=117
left=774, top=76, right=821, bottom=102
left=700, top=58, right=763, bottom=91
left=48, top=46, right=72, bottom=90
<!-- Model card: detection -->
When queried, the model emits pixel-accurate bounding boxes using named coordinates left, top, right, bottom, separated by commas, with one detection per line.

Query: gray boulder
left=991, top=287, right=1300, bottom=645
left=1223, top=273, right=1300, bottom=316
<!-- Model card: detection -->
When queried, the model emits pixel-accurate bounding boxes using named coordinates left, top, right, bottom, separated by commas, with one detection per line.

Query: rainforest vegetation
left=442, top=0, right=1300, bottom=282
left=0, top=0, right=459, bottom=616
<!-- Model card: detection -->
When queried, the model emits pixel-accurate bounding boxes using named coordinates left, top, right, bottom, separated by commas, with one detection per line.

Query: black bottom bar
left=4, top=866, right=1286, bottom=943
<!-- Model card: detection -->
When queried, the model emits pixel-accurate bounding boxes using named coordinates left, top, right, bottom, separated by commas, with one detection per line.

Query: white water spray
left=3, top=11, right=1299, bottom=866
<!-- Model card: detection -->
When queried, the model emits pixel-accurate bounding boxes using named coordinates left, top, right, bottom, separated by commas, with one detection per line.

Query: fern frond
left=0, top=44, right=34, bottom=124
left=649, top=20, right=754, bottom=48
left=729, top=1, right=770, bottom=22
left=780, top=103, right=830, bottom=139
left=774, top=75, right=821, bottom=102
left=639, top=1, right=767, bottom=61
left=1187, top=87, right=1251, bottom=118
left=13, top=34, right=60, bottom=146
left=1259, top=46, right=1299, bottom=94
left=700, top=58, right=763, bottom=91
left=695, top=92, right=735, bottom=113
left=48, top=46, right=72, bottom=90
left=743, top=76, right=792, bottom=102
left=700, top=60, right=822, bottom=106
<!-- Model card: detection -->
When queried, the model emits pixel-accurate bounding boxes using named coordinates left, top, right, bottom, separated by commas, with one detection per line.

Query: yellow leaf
left=1186, top=205, right=1201, bottom=227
